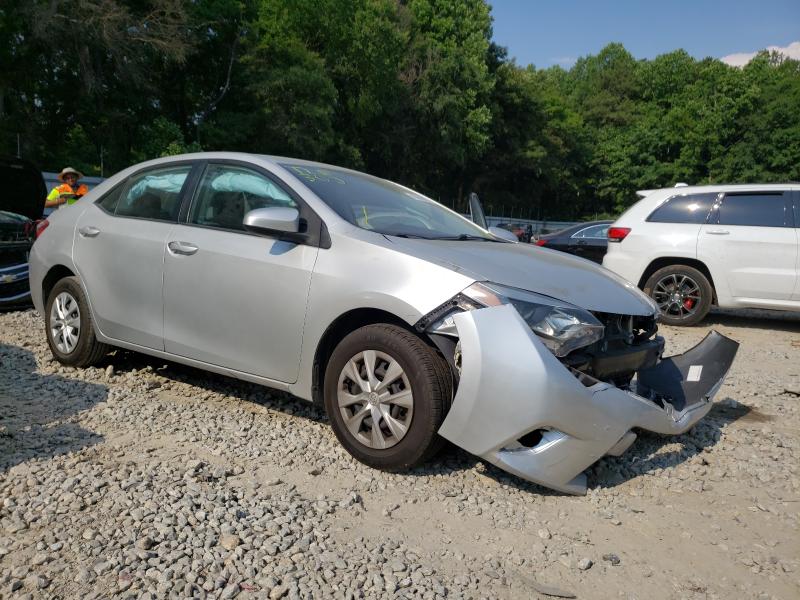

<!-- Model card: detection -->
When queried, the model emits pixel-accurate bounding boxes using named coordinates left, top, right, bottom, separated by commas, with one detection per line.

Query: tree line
left=2, top=0, right=799, bottom=219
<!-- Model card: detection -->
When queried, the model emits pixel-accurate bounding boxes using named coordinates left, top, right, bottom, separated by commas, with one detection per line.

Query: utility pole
left=16, top=133, right=21, bottom=158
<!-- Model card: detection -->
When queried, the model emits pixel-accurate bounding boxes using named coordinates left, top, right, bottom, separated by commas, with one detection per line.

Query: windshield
left=280, top=163, right=497, bottom=240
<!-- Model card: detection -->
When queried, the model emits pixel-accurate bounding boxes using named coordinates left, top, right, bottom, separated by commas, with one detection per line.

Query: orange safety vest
left=47, top=182, right=89, bottom=205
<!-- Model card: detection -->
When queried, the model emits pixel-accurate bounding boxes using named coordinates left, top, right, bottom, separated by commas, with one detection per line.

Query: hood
left=1, top=156, right=46, bottom=221
left=386, top=237, right=657, bottom=316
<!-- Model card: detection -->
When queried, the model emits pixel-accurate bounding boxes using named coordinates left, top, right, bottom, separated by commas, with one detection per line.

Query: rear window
left=716, top=193, right=789, bottom=227
left=571, top=224, right=609, bottom=239
left=115, top=166, right=192, bottom=221
left=647, top=193, right=716, bottom=224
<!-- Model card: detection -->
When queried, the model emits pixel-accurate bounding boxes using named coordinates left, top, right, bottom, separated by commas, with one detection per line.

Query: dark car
left=534, top=220, right=612, bottom=263
left=1, top=156, right=46, bottom=307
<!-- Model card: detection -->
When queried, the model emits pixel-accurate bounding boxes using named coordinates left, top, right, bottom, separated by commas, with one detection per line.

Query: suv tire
left=644, top=265, right=713, bottom=326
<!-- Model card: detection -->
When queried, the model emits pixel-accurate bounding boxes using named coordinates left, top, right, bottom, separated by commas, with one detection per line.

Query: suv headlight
left=457, top=282, right=605, bottom=357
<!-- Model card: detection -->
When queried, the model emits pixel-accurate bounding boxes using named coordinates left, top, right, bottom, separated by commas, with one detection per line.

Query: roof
left=637, top=183, right=799, bottom=197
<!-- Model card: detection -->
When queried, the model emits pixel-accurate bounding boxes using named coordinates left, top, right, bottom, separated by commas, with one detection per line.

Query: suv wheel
left=324, top=324, right=452, bottom=471
left=45, top=276, right=109, bottom=367
left=644, top=265, right=713, bottom=326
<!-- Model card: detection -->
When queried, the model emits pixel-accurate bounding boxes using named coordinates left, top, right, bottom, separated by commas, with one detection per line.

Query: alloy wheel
left=653, top=273, right=701, bottom=320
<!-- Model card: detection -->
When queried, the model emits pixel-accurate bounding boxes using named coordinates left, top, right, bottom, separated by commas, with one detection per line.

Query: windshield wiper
left=384, top=233, right=435, bottom=239
left=384, top=233, right=505, bottom=242
left=428, top=234, right=504, bottom=242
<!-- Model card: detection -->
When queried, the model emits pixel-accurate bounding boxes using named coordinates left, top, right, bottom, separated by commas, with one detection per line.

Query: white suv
left=603, top=184, right=799, bottom=325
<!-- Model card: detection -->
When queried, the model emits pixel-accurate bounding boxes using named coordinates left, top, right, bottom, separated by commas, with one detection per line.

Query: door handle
left=168, top=241, right=199, bottom=256
left=78, top=226, right=100, bottom=238
left=706, top=229, right=730, bottom=235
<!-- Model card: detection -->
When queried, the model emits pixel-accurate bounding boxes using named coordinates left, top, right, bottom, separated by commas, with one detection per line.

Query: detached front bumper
left=438, top=305, right=738, bottom=495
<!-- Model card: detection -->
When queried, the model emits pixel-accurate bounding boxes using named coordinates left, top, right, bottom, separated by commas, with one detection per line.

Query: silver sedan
left=29, top=153, right=738, bottom=494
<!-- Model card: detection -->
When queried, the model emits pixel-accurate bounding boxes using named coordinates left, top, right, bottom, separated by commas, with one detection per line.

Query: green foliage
left=132, top=118, right=202, bottom=163
left=3, top=1, right=799, bottom=218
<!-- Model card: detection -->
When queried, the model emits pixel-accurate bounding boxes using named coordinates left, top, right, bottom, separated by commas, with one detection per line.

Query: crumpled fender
left=437, top=305, right=737, bottom=495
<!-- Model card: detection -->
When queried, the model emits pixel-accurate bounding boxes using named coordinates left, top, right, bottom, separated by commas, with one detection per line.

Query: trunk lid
left=0, top=155, right=46, bottom=221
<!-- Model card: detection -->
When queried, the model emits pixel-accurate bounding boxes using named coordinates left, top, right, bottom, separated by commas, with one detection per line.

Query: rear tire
left=45, top=276, right=109, bottom=367
left=323, top=324, right=452, bottom=471
left=644, top=265, right=712, bottom=326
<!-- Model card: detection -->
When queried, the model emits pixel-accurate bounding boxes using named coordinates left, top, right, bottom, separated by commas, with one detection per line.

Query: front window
left=281, top=163, right=496, bottom=240
left=189, top=164, right=297, bottom=231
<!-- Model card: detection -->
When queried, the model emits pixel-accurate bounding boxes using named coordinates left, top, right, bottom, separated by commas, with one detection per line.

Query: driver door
left=162, top=163, right=318, bottom=383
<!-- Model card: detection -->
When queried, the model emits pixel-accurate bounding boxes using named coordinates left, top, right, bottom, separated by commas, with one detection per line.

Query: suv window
left=115, top=166, right=191, bottom=221
left=795, top=193, right=799, bottom=228
left=571, top=224, right=608, bottom=239
left=647, top=193, right=717, bottom=224
left=717, top=193, right=788, bottom=227
left=189, top=164, right=297, bottom=231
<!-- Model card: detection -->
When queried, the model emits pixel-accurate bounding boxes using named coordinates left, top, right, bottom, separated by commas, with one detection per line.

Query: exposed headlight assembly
left=429, top=282, right=605, bottom=358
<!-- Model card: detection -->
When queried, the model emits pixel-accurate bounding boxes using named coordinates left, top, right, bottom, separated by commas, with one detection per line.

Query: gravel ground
left=0, top=307, right=798, bottom=599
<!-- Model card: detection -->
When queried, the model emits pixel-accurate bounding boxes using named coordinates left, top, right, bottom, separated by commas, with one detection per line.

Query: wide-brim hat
left=58, top=167, right=83, bottom=181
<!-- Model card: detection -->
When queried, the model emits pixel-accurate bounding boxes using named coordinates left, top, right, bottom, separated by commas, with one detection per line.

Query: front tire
left=323, top=324, right=452, bottom=471
left=644, top=265, right=713, bottom=326
left=45, top=276, right=108, bottom=367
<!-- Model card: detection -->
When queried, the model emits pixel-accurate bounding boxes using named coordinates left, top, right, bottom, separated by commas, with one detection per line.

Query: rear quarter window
left=646, top=193, right=717, bottom=224
left=95, top=183, right=124, bottom=214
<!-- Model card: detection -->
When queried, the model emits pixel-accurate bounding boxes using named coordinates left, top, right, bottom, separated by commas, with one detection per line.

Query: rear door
left=698, top=191, right=796, bottom=302
left=73, top=163, right=197, bottom=349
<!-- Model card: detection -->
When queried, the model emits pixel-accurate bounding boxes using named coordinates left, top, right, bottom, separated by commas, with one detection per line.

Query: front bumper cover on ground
left=437, top=305, right=738, bottom=495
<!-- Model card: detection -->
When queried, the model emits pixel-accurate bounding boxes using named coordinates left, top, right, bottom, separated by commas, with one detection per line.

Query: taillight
left=607, top=227, right=631, bottom=243
left=34, top=219, right=50, bottom=239
left=534, top=239, right=547, bottom=246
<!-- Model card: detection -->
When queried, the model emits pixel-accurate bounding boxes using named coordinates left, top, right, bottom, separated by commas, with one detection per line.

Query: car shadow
left=587, top=398, right=754, bottom=490
left=704, top=307, right=800, bottom=333
left=0, top=343, right=107, bottom=473
left=95, top=349, right=755, bottom=497
left=98, top=349, right=329, bottom=424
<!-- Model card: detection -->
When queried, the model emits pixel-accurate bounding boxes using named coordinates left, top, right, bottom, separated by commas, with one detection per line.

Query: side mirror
left=243, top=207, right=305, bottom=240
left=468, top=192, right=488, bottom=229
left=488, top=226, right=518, bottom=242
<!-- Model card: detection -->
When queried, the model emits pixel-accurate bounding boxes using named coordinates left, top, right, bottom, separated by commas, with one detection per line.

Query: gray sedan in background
left=28, top=153, right=738, bottom=494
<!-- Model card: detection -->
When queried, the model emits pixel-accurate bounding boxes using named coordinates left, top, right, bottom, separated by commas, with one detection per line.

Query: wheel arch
left=42, top=264, right=77, bottom=306
left=311, top=307, right=440, bottom=406
left=638, top=257, right=717, bottom=305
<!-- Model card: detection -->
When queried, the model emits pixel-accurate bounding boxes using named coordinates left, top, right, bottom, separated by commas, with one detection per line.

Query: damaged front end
left=420, top=283, right=738, bottom=495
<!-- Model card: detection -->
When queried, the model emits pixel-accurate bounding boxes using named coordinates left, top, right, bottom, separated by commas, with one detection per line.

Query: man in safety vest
left=45, top=167, right=89, bottom=208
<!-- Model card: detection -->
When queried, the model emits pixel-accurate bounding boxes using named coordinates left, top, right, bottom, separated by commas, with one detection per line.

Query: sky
left=489, top=0, right=800, bottom=68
